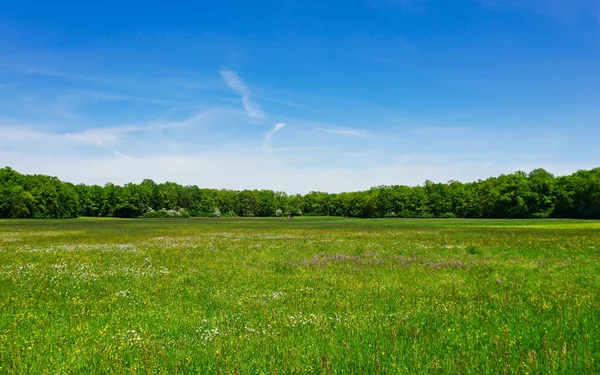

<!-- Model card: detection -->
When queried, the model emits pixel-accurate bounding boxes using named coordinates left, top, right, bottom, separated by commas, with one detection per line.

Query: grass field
left=1, top=217, right=599, bottom=374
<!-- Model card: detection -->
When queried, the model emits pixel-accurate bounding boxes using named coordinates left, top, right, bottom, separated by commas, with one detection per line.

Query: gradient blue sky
left=1, top=0, right=599, bottom=192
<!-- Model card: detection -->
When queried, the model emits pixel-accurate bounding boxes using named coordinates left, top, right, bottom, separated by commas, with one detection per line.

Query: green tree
left=257, top=190, right=277, bottom=216
left=526, top=168, right=556, bottom=217
left=9, top=186, right=35, bottom=218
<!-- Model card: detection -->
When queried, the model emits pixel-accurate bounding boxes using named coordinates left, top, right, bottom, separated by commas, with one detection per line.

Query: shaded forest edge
left=1, top=166, right=599, bottom=219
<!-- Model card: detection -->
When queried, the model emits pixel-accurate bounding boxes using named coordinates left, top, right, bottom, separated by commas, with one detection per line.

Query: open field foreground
left=1, top=217, right=599, bottom=374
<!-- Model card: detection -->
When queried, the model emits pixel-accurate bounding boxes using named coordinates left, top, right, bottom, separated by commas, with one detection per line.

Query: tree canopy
left=1, top=166, right=599, bottom=219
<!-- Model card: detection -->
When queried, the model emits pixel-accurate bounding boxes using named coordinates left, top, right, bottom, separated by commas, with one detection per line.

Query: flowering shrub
left=142, top=208, right=190, bottom=218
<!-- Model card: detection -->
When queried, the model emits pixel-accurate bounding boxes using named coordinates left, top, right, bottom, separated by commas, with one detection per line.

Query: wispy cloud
left=3, top=147, right=589, bottom=193
left=0, top=127, right=64, bottom=143
left=262, top=122, right=286, bottom=151
left=0, top=109, right=220, bottom=159
left=79, top=91, right=174, bottom=105
left=1, top=117, right=595, bottom=193
left=219, top=68, right=264, bottom=119
left=315, top=126, right=369, bottom=137
left=259, top=95, right=334, bottom=117
left=0, top=125, right=131, bottom=159
left=66, top=109, right=218, bottom=146
left=65, top=125, right=145, bottom=146
left=0, top=124, right=133, bottom=158
left=53, top=90, right=176, bottom=119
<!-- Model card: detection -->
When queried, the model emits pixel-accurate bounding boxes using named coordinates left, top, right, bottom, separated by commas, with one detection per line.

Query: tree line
left=1, top=166, right=599, bottom=219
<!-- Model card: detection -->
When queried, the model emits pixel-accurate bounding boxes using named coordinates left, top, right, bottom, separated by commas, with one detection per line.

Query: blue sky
left=1, top=0, right=599, bottom=193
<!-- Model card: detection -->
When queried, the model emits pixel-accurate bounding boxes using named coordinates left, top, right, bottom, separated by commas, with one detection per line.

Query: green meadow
left=1, top=217, right=599, bottom=374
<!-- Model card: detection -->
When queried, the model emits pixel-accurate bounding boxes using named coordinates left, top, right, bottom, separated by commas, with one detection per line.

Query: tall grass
left=1, top=217, right=599, bottom=374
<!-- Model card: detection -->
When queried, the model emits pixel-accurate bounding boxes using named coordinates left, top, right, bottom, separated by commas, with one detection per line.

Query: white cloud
left=0, top=127, right=64, bottom=143
left=315, top=126, right=368, bottom=137
left=1, top=117, right=597, bottom=193
left=219, top=69, right=264, bottom=119
left=66, top=109, right=217, bottom=143
left=75, top=90, right=174, bottom=105
left=2, top=148, right=594, bottom=194
left=1, top=100, right=597, bottom=194
left=272, top=117, right=371, bottom=141
left=260, top=95, right=334, bottom=117
left=263, top=122, right=286, bottom=151
left=0, top=109, right=221, bottom=158
left=65, top=125, right=141, bottom=147
left=273, top=122, right=286, bottom=132
left=0, top=125, right=130, bottom=158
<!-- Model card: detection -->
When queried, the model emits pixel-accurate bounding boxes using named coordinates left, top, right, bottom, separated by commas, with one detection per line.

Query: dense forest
left=1, top=166, right=599, bottom=219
